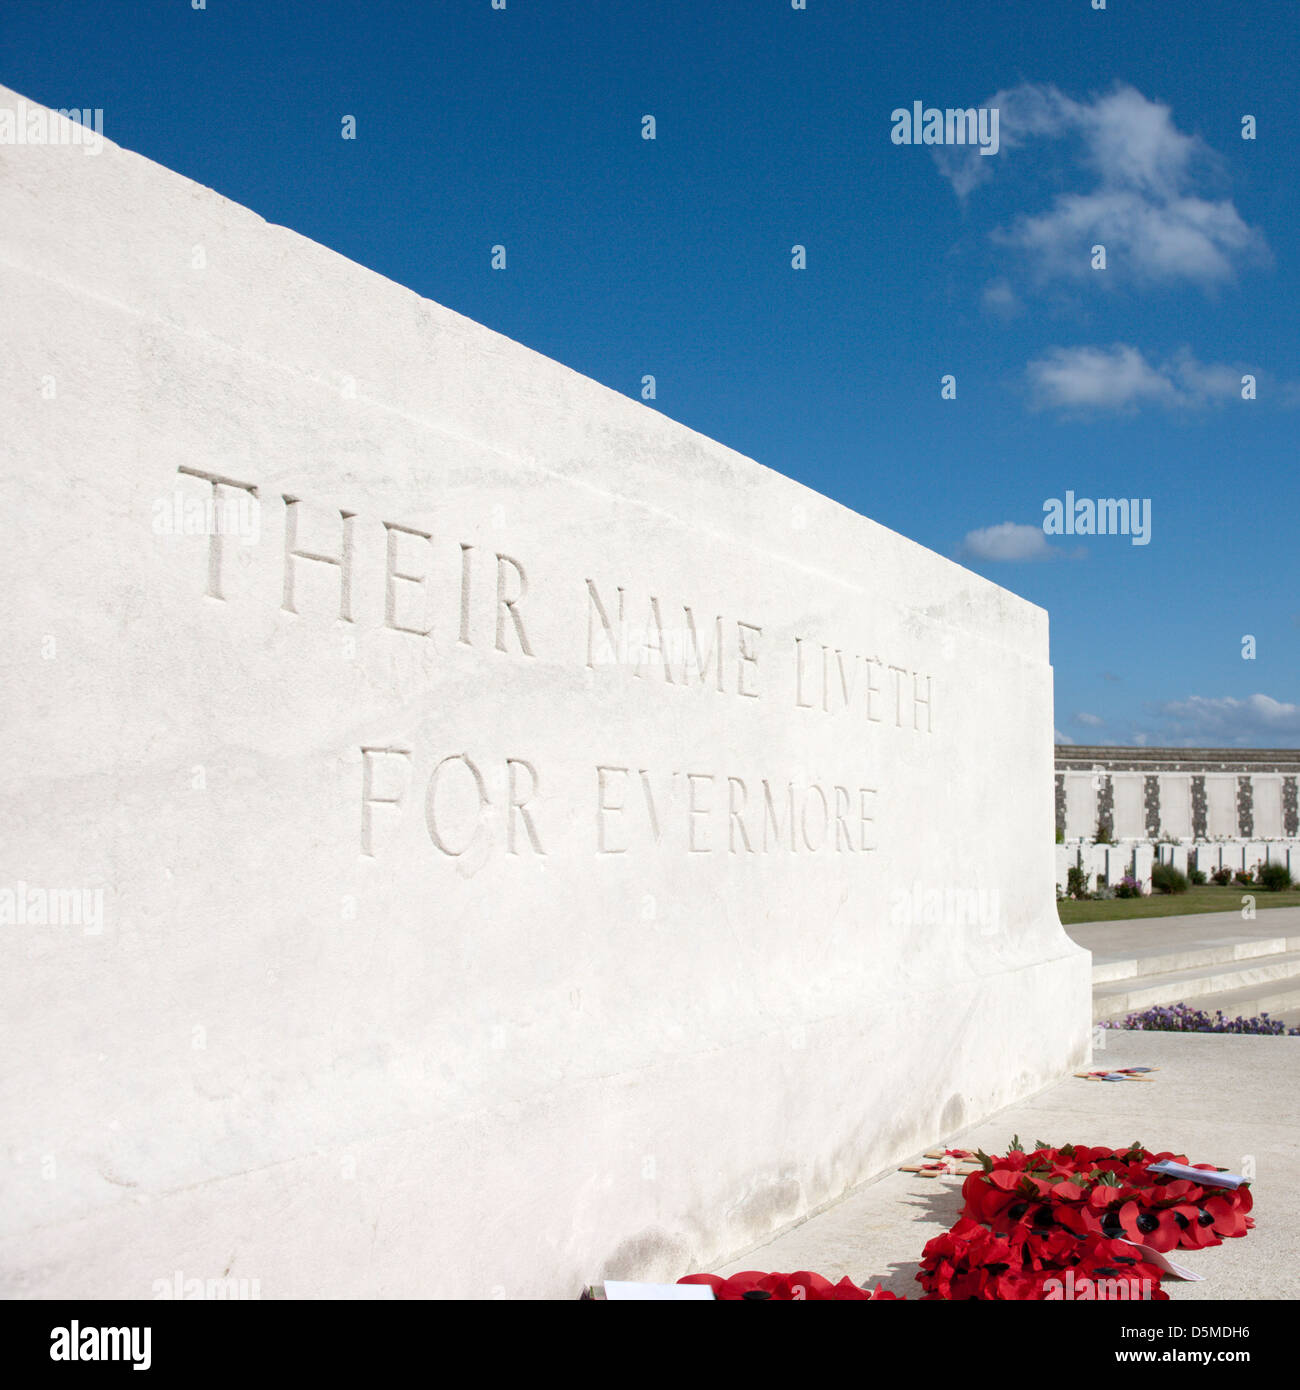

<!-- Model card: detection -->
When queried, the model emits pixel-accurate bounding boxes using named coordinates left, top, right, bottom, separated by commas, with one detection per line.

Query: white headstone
left=1054, top=844, right=1078, bottom=894
left=1106, top=845, right=1133, bottom=884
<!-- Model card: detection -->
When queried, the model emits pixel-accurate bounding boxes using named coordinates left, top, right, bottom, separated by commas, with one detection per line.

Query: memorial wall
left=0, top=90, right=1090, bottom=1298
left=1056, top=747, right=1300, bottom=842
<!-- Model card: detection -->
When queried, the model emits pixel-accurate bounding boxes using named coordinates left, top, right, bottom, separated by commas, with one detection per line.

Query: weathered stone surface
left=0, top=88, right=1089, bottom=1299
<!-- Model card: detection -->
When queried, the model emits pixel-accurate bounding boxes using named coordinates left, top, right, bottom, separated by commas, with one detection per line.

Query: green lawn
left=1057, top=884, right=1300, bottom=925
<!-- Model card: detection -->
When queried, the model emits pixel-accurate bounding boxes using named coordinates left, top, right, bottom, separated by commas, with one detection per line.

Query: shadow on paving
left=873, top=1183, right=965, bottom=1296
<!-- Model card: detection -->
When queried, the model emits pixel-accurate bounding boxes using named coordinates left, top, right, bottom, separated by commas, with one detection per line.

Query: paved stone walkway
left=1070, top=909, right=1300, bottom=1027
left=1068, top=907, right=1300, bottom=970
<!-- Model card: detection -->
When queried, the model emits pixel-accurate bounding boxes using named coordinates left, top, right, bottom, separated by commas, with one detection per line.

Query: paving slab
left=716, top=1030, right=1300, bottom=1299
left=1092, top=950, right=1300, bottom=1020
left=1068, top=908, right=1300, bottom=973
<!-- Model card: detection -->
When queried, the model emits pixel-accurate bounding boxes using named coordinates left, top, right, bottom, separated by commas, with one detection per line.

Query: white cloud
left=1003, top=189, right=1261, bottom=285
left=1074, top=712, right=1105, bottom=728
left=981, top=279, right=1022, bottom=319
left=1026, top=343, right=1250, bottom=412
left=959, top=521, right=1055, bottom=562
left=1151, top=693, right=1300, bottom=744
left=936, top=82, right=1268, bottom=288
left=1054, top=729, right=1076, bottom=745
left=935, top=84, right=1079, bottom=199
left=1027, top=344, right=1176, bottom=410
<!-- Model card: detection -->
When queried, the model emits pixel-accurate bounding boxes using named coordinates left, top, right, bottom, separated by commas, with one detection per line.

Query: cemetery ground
left=1058, top=884, right=1300, bottom=925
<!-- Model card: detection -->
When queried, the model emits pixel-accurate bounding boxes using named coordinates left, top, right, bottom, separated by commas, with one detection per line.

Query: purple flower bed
left=1102, top=1002, right=1300, bottom=1035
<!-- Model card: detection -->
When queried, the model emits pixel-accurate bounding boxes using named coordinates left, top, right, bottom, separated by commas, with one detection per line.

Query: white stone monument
left=0, top=88, right=1090, bottom=1299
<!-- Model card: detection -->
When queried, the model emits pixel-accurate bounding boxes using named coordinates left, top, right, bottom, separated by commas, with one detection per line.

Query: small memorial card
left=602, top=1281, right=715, bottom=1300
left=1146, top=1160, right=1246, bottom=1190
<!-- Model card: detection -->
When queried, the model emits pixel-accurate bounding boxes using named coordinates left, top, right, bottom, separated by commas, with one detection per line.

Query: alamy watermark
left=1043, top=1269, right=1157, bottom=1300
left=891, top=101, right=999, bottom=155
left=1043, top=492, right=1151, bottom=546
left=890, top=882, right=1001, bottom=936
left=0, top=881, right=104, bottom=934
left=152, top=489, right=261, bottom=542
left=152, top=1269, right=261, bottom=1300
left=0, top=101, right=103, bottom=155
left=586, top=621, right=733, bottom=682
left=50, top=1323, right=150, bottom=1370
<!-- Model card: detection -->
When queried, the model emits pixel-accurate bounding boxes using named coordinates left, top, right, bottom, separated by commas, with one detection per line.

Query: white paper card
left=1147, top=1160, right=1246, bottom=1190
left=603, top=1280, right=716, bottom=1300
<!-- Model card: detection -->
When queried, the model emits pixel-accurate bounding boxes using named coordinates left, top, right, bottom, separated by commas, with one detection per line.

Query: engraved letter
left=282, top=497, right=355, bottom=621
left=887, top=664, right=908, bottom=726
left=425, top=754, right=489, bottom=856
left=638, top=769, right=663, bottom=844
left=737, top=622, right=761, bottom=698
left=495, top=553, right=534, bottom=655
left=597, top=765, right=629, bottom=854
left=859, top=787, right=878, bottom=851
left=913, top=672, right=933, bottom=732
left=728, top=776, right=753, bottom=853
left=687, top=773, right=713, bottom=852
left=801, top=784, right=829, bottom=851
left=762, top=780, right=795, bottom=852
left=682, top=607, right=724, bottom=691
left=360, top=747, right=412, bottom=857
left=507, top=757, right=545, bottom=854
left=177, top=466, right=260, bottom=601
left=458, top=543, right=473, bottom=645
left=836, top=650, right=859, bottom=709
left=834, top=785, right=854, bottom=851
left=634, top=597, right=673, bottom=682
left=865, top=659, right=883, bottom=722
left=794, top=637, right=815, bottom=709
left=383, top=522, right=432, bottom=636
left=585, top=579, right=625, bottom=668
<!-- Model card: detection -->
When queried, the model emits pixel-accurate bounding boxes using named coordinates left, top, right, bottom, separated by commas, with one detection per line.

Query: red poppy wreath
left=916, top=1137, right=1253, bottom=1300
left=673, top=1137, right=1252, bottom=1302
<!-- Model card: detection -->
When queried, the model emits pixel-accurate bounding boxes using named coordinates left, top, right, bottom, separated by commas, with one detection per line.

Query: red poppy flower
left=964, top=1179, right=1016, bottom=1226
left=1203, top=1195, right=1248, bottom=1239
left=1054, top=1203, right=1099, bottom=1238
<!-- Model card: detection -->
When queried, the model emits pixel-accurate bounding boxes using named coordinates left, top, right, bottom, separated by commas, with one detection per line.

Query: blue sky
left=6, top=0, right=1298, bottom=746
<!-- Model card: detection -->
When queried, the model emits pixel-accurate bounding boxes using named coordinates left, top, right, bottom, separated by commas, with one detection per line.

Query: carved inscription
left=794, top=637, right=933, bottom=730
left=585, top=580, right=760, bottom=698
left=360, top=752, right=876, bottom=859
left=172, top=466, right=945, bottom=866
